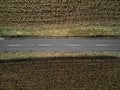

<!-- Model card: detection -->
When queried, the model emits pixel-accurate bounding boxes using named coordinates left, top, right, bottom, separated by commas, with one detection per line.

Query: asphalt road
left=0, top=38, right=120, bottom=52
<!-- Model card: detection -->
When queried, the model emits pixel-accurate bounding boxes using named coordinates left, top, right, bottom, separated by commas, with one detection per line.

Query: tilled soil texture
left=0, top=58, right=120, bottom=90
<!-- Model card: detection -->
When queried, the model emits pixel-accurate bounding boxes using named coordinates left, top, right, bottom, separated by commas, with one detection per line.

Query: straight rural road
left=0, top=38, right=120, bottom=52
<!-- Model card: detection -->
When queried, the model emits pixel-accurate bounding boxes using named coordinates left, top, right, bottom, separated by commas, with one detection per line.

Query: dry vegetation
left=0, top=0, right=120, bottom=37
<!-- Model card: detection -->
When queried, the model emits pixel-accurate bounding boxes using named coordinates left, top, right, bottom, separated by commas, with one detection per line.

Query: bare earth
left=0, top=58, right=120, bottom=90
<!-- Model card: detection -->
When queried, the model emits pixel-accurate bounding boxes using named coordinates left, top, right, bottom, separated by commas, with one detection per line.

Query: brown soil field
left=0, top=0, right=120, bottom=26
left=0, top=57, right=120, bottom=90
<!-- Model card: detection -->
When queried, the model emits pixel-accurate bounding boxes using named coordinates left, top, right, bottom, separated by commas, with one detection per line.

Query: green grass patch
left=0, top=24, right=120, bottom=37
left=0, top=52, right=120, bottom=60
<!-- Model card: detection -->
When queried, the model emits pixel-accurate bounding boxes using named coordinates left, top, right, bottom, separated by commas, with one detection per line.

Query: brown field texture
left=0, top=0, right=120, bottom=37
left=0, top=58, right=120, bottom=90
left=0, top=0, right=120, bottom=25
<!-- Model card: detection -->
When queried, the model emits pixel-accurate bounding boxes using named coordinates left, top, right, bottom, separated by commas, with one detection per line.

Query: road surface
left=0, top=38, right=120, bottom=52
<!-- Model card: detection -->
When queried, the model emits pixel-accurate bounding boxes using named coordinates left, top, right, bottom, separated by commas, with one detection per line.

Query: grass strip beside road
left=0, top=24, right=120, bottom=37
left=0, top=52, right=120, bottom=61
